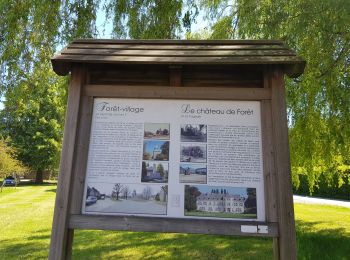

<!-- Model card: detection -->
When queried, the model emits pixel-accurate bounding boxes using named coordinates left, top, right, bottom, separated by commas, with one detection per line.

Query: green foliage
left=0, top=139, right=28, bottom=178
left=184, top=185, right=200, bottom=211
left=0, top=1, right=349, bottom=193
left=156, top=163, right=165, bottom=177
left=105, top=0, right=197, bottom=39
left=0, top=65, right=67, bottom=181
left=0, top=1, right=99, bottom=180
left=201, top=0, right=350, bottom=195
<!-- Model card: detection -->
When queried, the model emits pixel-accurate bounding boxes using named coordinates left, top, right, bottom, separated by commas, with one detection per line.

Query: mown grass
left=0, top=184, right=349, bottom=259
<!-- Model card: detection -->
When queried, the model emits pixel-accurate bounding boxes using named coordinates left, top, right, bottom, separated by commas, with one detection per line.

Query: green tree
left=160, top=141, right=169, bottom=156
left=105, top=0, right=197, bottom=38
left=141, top=161, right=147, bottom=180
left=0, top=65, right=67, bottom=183
left=112, top=183, right=124, bottom=200
left=156, top=163, right=165, bottom=177
left=2, top=1, right=348, bottom=196
left=0, top=1, right=100, bottom=182
left=200, top=0, right=350, bottom=194
left=244, top=188, right=257, bottom=214
left=184, top=185, right=200, bottom=211
left=0, top=139, right=28, bottom=179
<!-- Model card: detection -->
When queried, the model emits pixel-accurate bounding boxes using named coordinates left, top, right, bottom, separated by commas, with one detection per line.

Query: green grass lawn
left=0, top=184, right=349, bottom=259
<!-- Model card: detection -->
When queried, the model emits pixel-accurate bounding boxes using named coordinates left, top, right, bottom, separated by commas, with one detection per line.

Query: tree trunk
left=35, top=169, right=44, bottom=184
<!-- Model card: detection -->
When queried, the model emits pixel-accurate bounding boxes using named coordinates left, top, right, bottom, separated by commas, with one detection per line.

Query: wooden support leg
left=65, top=229, right=75, bottom=260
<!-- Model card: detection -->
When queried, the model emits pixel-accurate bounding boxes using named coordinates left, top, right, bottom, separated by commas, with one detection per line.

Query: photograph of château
left=184, top=185, right=257, bottom=219
left=144, top=123, right=170, bottom=140
left=141, top=162, right=168, bottom=183
left=181, top=124, right=207, bottom=142
left=85, top=183, right=168, bottom=215
left=180, top=144, right=207, bottom=163
left=179, top=163, right=207, bottom=184
left=143, top=140, right=169, bottom=161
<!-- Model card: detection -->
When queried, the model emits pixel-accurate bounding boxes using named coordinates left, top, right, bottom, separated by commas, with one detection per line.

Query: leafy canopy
left=0, top=1, right=349, bottom=193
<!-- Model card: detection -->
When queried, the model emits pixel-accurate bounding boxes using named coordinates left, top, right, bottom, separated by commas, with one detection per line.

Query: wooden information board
left=49, top=40, right=305, bottom=260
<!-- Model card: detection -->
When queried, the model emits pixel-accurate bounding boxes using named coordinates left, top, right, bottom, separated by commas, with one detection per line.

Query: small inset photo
left=141, top=161, right=169, bottom=183
left=84, top=183, right=168, bottom=215
left=143, top=140, right=169, bottom=161
left=179, top=163, right=207, bottom=184
left=180, top=144, right=207, bottom=163
left=184, top=185, right=257, bottom=219
left=144, top=123, right=170, bottom=140
left=181, top=124, right=207, bottom=142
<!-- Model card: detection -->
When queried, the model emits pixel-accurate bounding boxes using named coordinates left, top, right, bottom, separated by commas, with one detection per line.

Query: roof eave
left=51, top=59, right=305, bottom=78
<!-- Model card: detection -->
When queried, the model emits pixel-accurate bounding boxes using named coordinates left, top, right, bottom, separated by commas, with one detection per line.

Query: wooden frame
left=50, top=40, right=303, bottom=260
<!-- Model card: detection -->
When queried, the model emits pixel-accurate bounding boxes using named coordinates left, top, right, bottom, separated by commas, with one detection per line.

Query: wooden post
left=270, top=67, right=297, bottom=260
left=49, top=65, right=85, bottom=260
left=169, top=65, right=182, bottom=87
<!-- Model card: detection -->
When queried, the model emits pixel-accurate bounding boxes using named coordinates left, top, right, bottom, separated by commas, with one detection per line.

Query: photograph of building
left=141, top=162, right=168, bottom=183
left=184, top=185, right=257, bottom=219
left=181, top=124, right=207, bottom=142
left=144, top=123, right=170, bottom=140
left=180, top=144, right=207, bottom=163
left=143, top=140, right=169, bottom=161
left=179, top=163, right=207, bottom=183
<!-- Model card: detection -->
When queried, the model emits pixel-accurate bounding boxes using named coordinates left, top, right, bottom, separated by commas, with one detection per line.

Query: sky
left=144, top=123, right=170, bottom=133
left=144, top=140, right=168, bottom=153
left=180, top=163, right=207, bottom=170
left=88, top=182, right=163, bottom=195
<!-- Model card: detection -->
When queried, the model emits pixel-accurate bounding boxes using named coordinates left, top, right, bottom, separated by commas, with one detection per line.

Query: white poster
left=82, top=98, right=265, bottom=221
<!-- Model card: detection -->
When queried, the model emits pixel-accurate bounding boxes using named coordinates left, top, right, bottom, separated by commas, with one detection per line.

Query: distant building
left=181, top=146, right=206, bottom=158
left=180, top=166, right=207, bottom=175
left=195, top=168, right=207, bottom=175
left=196, top=193, right=245, bottom=213
left=152, top=145, right=161, bottom=160
left=146, top=164, right=162, bottom=180
left=87, top=186, right=101, bottom=198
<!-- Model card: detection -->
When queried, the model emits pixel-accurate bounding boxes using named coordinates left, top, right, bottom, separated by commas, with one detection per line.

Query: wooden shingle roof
left=52, top=39, right=305, bottom=78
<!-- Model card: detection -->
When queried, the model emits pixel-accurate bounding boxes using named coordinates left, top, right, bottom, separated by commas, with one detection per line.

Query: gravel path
left=293, top=195, right=350, bottom=208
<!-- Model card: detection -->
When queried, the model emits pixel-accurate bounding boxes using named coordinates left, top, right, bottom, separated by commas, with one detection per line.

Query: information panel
left=82, top=98, right=265, bottom=221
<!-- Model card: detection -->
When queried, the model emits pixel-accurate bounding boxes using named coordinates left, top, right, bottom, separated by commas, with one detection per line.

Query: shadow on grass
left=296, top=220, right=350, bottom=260
left=18, top=181, right=57, bottom=187
left=72, top=230, right=273, bottom=260
left=45, top=188, right=57, bottom=193
left=0, top=229, right=52, bottom=259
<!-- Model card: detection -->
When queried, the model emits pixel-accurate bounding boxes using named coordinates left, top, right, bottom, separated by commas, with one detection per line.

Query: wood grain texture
left=262, top=67, right=280, bottom=259
left=182, top=65, right=263, bottom=88
left=52, top=40, right=305, bottom=77
left=83, top=85, right=271, bottom=100
left=69, top=214, right=279, bottom=237
left=49, top=65, right=85, bottom=260
left=262, top=68, right=278, bottom=222
left=61, top=48, right=295, bottom=57
left=71, top=39, right=285, bottom=45
left=69, top=96, right=94, bottom=214
left=169, top=66, right=182, bottom=87
left=270, top=67, right=297, bottom=260
left=87, top=64, right=263, bottom=88
left=53, top=54, right=304, bottom=64
left=69, top=43, right=287, bottom=50
left=88, top=64, right=169, bottom=86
